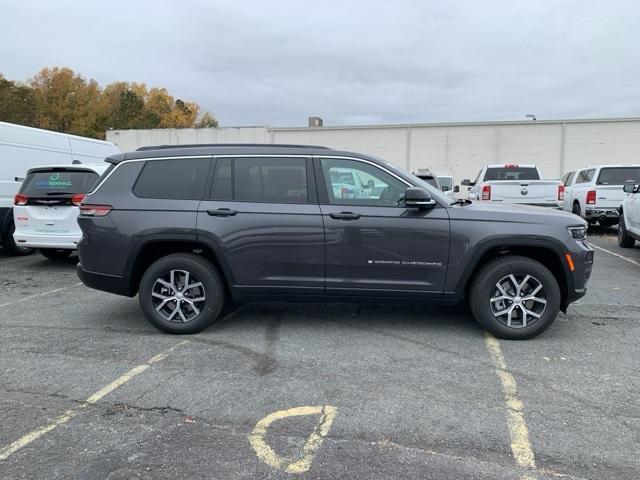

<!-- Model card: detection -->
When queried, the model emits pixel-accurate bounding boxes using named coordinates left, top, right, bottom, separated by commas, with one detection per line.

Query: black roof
left=136, top=143, right=330, bottom=151
left=105, top=143, right=342, bottom=164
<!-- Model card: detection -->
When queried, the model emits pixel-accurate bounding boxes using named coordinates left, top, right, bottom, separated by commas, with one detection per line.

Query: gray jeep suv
left=77, top=144, right=593, bottom=339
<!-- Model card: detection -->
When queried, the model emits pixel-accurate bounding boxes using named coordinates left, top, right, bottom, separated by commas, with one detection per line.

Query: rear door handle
left=207, top=208, right=238, bottom=217
left=329, top=212, right=361, bottom=220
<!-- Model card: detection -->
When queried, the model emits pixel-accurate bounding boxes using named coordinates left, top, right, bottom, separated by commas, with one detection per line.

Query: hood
left=449, top=201, right=587, bottom=227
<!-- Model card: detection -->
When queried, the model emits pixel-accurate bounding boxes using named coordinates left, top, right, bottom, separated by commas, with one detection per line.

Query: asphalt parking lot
left=0, top=227, right=638, bottom=480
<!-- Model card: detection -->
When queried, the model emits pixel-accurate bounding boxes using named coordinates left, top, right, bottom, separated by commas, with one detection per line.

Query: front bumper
left=13, top=232, right=80, bottom=250
left=562, top=241, right=593, bottom=310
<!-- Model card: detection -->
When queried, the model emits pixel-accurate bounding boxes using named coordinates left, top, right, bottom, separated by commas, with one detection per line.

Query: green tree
left=0, top=75, right=36, bottom=126
left=0, top=67, right=219, bottom=138
left=29, top=67, right=102, bottom=138
left=195, top=111, right=218, bottom=128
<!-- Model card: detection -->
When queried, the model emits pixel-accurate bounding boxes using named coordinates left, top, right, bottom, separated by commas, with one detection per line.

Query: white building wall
left=107, top=118, right=640, bottom=183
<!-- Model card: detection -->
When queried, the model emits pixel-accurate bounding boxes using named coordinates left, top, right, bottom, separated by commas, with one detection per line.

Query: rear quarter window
left=133, top=158, right=210, bottom=200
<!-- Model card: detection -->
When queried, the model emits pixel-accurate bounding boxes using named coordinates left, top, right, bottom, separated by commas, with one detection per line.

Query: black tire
left=599, top=219, right=617, bottom=227
left=40, top=248, right=73, bottom=260
left=469, top=255, right=561, bottom=340
left=1, top=222, right=33, bottom=256
left=618, top=214, right=636, bottom=248
left=138, top=253, right=225, bottom=334
left=571, top=202, right=582, bottom=217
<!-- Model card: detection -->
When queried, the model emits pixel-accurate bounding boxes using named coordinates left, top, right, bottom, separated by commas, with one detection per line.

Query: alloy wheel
left=151, top=269, right=206, bottom=323
left=489, top=273, right=547, bottom=328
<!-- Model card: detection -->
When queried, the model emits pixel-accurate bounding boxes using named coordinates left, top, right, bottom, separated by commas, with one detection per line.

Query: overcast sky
left=1, top=0, right=639, bottom=127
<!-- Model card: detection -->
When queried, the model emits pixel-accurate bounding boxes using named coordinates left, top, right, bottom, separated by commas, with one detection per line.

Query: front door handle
left=207, top=208, right=238, bottom=217
left=329, top=212, right=361, bottom=220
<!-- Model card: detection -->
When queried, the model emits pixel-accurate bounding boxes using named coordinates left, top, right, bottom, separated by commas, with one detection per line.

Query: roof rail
left=136, top=143, right=331, bottom=151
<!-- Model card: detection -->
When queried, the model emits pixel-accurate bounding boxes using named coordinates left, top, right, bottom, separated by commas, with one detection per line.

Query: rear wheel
left=40, top=248, right=73, bottom=260
left=469, top=256, right=561, bottom=340
left=618, top=214, right=636, bottom=248
left=138, top=253, right=225, bottom=334
left=1, top=222, right=33, bottom=256
left=571, top=202, right=582, bottom=217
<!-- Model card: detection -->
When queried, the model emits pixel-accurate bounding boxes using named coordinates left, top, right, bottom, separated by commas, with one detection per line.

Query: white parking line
left=0, top=282, right=84, bottom=309
left=590, top=244, right=640, bottom=268
left=0, top=340, right=190, bottom=461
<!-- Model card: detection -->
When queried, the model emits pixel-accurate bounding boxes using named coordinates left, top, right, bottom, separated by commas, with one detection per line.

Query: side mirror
left=461, top=179, right=473, bottom=186
left=366, top=179, right=375, bottom=189
left=404, top=187, right=436, bottom=209
left=441, top=185, right=450, bottom=192
left=623, top=181, right=636, bottom=193
left=453, top=185, right=460, bottom=193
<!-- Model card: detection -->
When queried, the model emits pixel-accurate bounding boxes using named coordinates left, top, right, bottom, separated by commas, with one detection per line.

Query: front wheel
left=138, top=253, right=225, bottom=334
left=40, top=248, right=73, bottom=260
left=469, top=256, right=561, bottom=340
left=618, top=214, right=636, bottom=248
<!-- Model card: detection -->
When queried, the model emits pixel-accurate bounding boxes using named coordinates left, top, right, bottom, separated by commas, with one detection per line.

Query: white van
left=0, top=121, right=120, bottom=255
left=13, top=164, right=109, bottom=259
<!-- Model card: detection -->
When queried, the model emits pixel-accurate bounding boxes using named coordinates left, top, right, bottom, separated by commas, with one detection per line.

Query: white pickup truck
left=462, top=164, right=563, bottom=208
left=561, top=165, right=640, bottom=226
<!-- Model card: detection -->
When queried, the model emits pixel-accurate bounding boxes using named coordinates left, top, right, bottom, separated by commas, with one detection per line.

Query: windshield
left=596, top=167, right=640, bottom=185
left=19, top=169, right=100, bottom=197
left=484, top=167, right=540, bottom=181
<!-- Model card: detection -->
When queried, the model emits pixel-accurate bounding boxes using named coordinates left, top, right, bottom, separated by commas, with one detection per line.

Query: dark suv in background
left=77, top=144, right=593, bottom=339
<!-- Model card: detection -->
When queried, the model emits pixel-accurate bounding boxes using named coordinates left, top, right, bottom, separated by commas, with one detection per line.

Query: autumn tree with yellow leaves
left=0, top=67, right=218, bottom=139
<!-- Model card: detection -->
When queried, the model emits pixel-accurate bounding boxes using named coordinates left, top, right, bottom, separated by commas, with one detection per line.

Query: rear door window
left=133, top=158, right=209, bottom=199
left=483, top=167, right=540, bottom=181
left=596, top=167, right=640, bottom=185
left=19, top=169, right=100, bottom=197
left=575, top=169, right=594, bottom=183
left=233, top=157, right=308, bottom=204
left=210, top=158, right=233, bottom=200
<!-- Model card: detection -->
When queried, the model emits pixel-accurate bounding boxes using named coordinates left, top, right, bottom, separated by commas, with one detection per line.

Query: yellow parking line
left=0, top=340, right=189, bottom=461
left=248, top=405, right=338, bottom=473
left=484, top=332, right=536, bottom=476
left=590, top=244, right=640, bottom=268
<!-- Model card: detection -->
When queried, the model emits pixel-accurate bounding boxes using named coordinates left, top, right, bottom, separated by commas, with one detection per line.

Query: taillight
left=558, top=184, right=565, bottom=201
left=13, top=194, right=28, bottom=206
left=481, top=185, right=491, bottom=200
left=586, top=190, right=596, bottom=205
left=71, top=193, right=85, bottom=206
left=79, top=204, right=112, bottom=216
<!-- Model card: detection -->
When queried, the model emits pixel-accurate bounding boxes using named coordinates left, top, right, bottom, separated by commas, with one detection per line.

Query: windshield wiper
left=45, top=192, right=73, bottom=195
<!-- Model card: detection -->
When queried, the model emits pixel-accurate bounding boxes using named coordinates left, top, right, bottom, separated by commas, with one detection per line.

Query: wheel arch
left=458, top=239, right=570, bottom=313
left=127, top=237, right=235, bottom=296
left=0, top=207, right=13, bottom=236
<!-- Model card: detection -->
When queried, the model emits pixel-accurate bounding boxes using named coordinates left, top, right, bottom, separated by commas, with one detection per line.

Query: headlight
left=567, top=226, right=587, bottom=240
